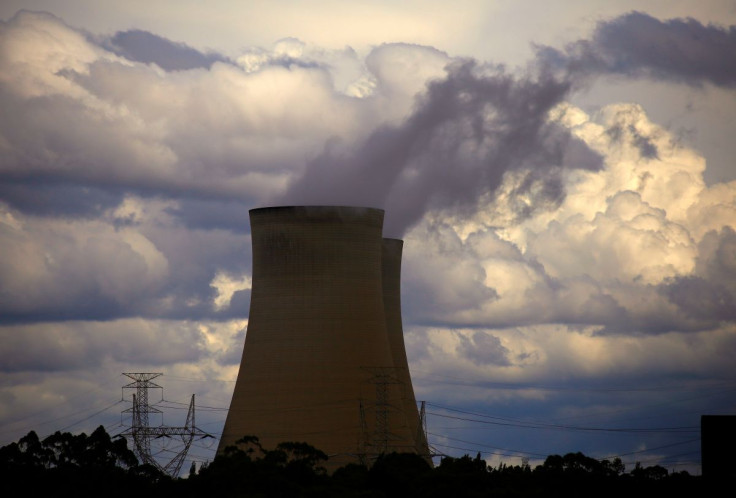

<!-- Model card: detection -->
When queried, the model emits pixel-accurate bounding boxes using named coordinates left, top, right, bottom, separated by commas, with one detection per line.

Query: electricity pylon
left=121, top=373, right=210, bottom=477
left=370, top=368, right=402, bottom=454
left=357, top=367, right=403, bottom=462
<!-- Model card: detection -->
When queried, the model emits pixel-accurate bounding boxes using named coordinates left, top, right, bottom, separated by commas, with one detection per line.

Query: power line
left=158, top=399, right=229, bottom=411
left=2, top=375, right=712, bottom=475
left=159, top=375, right=236, bottom=384
left=425, top=404, right=699, bottom=434
left=601, top=437, right=701, bottom=460
left=412, top=374, right=736, bottom=394
left=549, top=386, right=736, bottom=425
left=427, top=431, right=549, bottom=458
left=58, top=400, right=125, bottom=433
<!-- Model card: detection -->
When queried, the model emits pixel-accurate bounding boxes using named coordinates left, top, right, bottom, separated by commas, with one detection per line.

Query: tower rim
left=250, top=205, right=384, bottom=214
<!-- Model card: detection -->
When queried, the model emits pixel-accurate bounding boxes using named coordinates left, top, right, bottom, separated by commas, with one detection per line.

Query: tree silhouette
left=1, top=428, right=707, bottom=497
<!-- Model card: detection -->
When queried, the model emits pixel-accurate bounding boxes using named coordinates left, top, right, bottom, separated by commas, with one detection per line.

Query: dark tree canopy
left=0, top=428, right=710, bottom=498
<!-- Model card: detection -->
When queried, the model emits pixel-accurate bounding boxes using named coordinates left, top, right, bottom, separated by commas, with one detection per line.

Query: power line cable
left=413, top=373, right=736, bottom=394
left=426, top=403, right=699, bottom=433
left=57, top=400, right=124, bottom=433
left=427, top=431, right=549, bottom=458
left=602, top=437, right=701, bottom=460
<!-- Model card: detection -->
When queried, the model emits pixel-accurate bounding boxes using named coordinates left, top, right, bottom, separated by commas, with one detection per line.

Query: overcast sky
left=1, top=1, right=735, bottom=474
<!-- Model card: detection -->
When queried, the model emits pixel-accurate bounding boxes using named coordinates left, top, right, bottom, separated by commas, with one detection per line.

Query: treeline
left=0, top=426, right=163, bottom=496
left=0, top=427, right=707, bottom=497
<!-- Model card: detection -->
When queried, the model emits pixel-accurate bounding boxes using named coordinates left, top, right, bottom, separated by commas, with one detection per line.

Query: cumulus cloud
left=1, top=7, right=734, bottom=341
left=0, top=10, right=377, bottom=214
left=2, top=8, right=733, bottom=335
left=407, top=323, right=736, bottom=407
left=538, top=11, right=736, bottom=88
left=400, top=102, right=736, bottom=336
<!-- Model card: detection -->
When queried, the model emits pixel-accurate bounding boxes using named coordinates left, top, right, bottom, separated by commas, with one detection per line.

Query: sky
left=1, top=0, right=735, bottom=475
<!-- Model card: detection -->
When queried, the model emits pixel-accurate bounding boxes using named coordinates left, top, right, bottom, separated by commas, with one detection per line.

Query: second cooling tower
left=218, top=206, right=428, bottom=469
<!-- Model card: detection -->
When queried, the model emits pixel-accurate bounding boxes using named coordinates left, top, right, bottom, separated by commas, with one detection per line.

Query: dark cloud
left=103, top=30, right=321, bottom=73
left=655, top=227, right=736, bottom=327
left=457, top=331, right=512, bottom=366
left=163, top=198, right=252, bottom=232
left=0, top=321, right=206, bottom=373
left=559, top=134, right=604, bottom=173
left=0, top=181, right=123, bottom=219
left=660, top=275, right=736, bottom=324
left=103, top=29, right=230, bottom=71
left=538, top=11, right=736, bottom=88
left=0, top=86, right=173, bottom=194
left=0, top=294, right=126, bottom=325
left=644, top=227, right=736, bottom=330
left=697, top=226, right=736, bottom=291
left=280, top=60, right=602, bottom=237
left=132, top=227, right=252, bottom=321
left=596, top=307, right=700, bottom=336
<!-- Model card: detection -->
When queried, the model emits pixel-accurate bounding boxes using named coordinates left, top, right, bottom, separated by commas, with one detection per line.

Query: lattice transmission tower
left=357, top=367, right=403, bottom=464
left=120, top=373, right=210, bottom=477
left=370, top=368, right=402, bottom=454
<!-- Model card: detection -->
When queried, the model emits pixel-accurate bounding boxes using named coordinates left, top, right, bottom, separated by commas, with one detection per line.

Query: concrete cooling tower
left=382, top=238, right=429, bottom=458
left=218, top=206, right=429, bottom=470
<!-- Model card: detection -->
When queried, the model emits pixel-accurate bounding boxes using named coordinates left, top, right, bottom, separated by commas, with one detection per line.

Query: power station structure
left=218, top=206, right=430, bottom=469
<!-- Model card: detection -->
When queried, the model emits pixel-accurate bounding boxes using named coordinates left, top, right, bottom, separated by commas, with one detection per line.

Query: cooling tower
left=218, top=206, right=423, bottom=470
left=382, top=238, right=430, bottom=459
